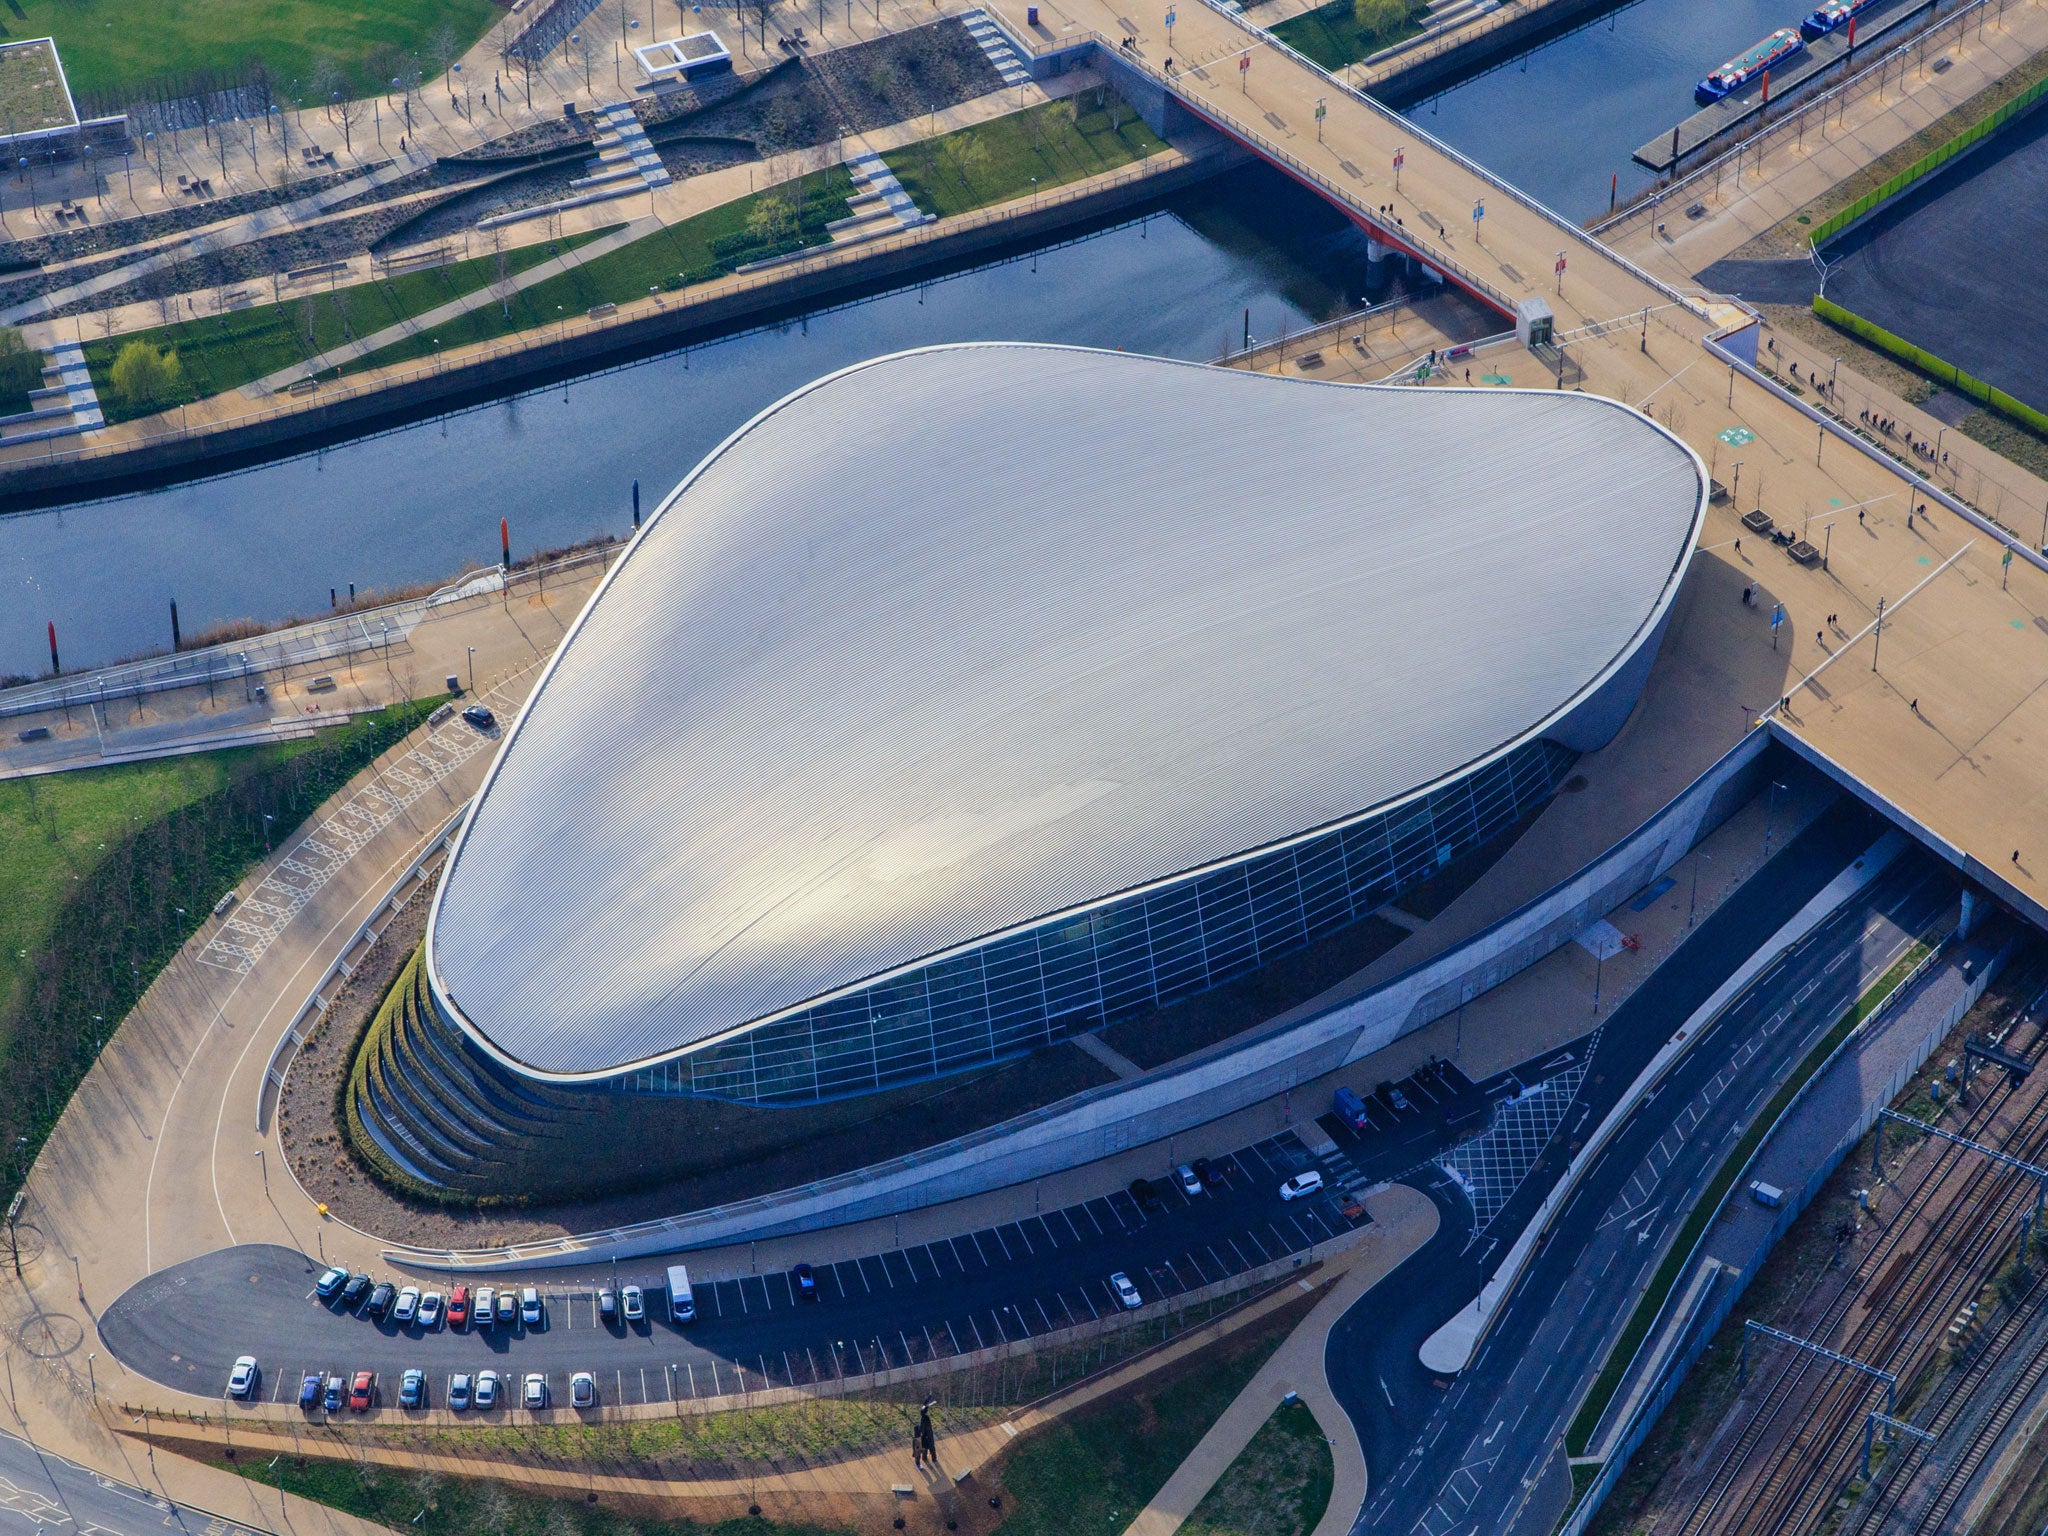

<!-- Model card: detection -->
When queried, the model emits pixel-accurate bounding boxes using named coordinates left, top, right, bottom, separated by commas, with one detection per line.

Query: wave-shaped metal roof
left=426, top=344, right=1705, bottom=1079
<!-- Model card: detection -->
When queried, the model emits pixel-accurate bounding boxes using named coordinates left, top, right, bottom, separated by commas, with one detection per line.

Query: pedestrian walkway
left=1, top=152, right=431, bottom=326
left=1121, top=1185, right=1438, bottom=1536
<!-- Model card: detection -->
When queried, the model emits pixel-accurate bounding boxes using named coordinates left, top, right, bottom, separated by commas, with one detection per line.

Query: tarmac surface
left=1335, top=830, right=1957, bottom=1535
left=0, top=1427, right=267, bottom=1536
left=1817, top=102, right=2048, bottom=410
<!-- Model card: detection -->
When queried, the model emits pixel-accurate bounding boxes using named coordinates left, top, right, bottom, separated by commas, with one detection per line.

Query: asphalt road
left=0, top=1426, right=266, bottom=1536
left=1336, top=830, right=1957, bottom=1534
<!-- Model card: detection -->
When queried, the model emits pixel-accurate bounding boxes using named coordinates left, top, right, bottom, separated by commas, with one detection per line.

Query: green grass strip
left=1813, top=293, right=2048, bottom=441
left=1808, top=69, right=2048, bottom=248
left=1563, top=941, right=1930, bottom=1458
left=84, top=227, right=616, bottom=421
left=880, top=92, right=1165, bottom=220
left=342, top=168, right=859, bottom=376
left=1269, top=0, right=1427, bottom=73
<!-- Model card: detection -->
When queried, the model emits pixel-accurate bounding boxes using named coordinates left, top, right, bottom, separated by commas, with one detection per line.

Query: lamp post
left=466, top=646, right=476, bottom=694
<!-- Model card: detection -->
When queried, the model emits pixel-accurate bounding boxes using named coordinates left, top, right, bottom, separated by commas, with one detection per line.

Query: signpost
left=1315, top=96, right=1326, bottom=141
left=1239, top=53, right=1250, bottom=90
left=1471, top=197, right=1485, bottom=246
left=1770, top=602, right=1784, bottom=650
left=1554, top=250, right=1566, bottom=294
left=1393, top=146, right=1404, bottom=191
left=1165, top=5, right=1175, bottom=44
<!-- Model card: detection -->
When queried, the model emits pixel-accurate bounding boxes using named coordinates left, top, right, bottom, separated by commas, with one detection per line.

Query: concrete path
left=1120, top=1185, right=1438, bottom=1536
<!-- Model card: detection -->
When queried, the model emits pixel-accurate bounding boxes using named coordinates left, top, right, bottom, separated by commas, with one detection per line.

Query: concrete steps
left=960, top=7, right=1034, bottom=86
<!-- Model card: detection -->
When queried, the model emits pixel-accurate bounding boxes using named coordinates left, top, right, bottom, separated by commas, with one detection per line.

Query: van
left=1749, top=1180, right=1785, bottom=1209
left=667, top=1263, right=696, bottom=1324
left=1332, top=1086, right=1370, bottom=1133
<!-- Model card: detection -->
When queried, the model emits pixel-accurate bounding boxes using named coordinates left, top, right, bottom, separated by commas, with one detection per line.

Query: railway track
left=1670, top=945, right=2048, bottom=1536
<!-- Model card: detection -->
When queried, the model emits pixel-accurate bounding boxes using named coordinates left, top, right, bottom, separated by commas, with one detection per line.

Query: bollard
left=170, top=600, right=181, bottom=650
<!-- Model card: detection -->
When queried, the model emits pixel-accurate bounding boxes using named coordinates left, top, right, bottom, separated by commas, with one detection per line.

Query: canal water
left=3, top=0, right=1824, bottom=677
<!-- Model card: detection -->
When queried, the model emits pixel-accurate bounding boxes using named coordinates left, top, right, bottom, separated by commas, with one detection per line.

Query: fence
left=1814, top=293, right=2048, bottom=438
left=1560, top=934, right=2004, bottom=1536
left=1590, top=0, right=2022, bottom=243
left=1806, top=64, right=2048, bottom=245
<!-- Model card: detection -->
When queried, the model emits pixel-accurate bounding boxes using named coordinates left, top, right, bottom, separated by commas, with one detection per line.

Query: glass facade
left=617, top=737, right=1578, bottom=1105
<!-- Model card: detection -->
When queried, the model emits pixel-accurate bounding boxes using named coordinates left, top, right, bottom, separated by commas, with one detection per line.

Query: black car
left=1192, top=1157, right=1216, bottom=1190
left=364, top=1281, right=397, bottom=1319
left=1128, top=1176, right=1165, bottom=1212
left=791, top=1262, right=817, bottom=1300
left=462, top=704, right=496, bottom=731
left=340, top=1273, right=373, bottom=1309
left=598, top=1287, right=618, bottom=1323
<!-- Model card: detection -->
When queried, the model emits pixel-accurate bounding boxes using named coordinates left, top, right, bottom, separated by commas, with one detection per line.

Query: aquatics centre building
left=349, top=343, right=1707, bottom=1202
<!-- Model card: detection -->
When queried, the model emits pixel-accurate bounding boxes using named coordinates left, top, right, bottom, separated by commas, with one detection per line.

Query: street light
left=466, top=646, right=476, bottom=694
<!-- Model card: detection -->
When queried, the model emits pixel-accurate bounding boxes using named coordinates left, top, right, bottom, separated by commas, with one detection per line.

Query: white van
left=667, top=1263, right=696, bottom=1324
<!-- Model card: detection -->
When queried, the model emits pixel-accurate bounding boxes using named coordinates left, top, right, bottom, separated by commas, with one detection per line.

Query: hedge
left=1814, top=293, right=2048, bottom=439
left=1808, top=68, right=2048, bottom=249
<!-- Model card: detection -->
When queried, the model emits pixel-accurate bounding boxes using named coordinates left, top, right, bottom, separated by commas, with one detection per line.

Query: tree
left=1354, top=0, right=1409, bottom=41
left=0, top=327, right=39, bottom=404
left=309, top=57, right=343, bottom=121
left=109, top=341, right=182, bottom=411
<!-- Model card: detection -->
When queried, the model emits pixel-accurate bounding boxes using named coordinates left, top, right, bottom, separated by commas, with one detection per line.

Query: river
left=2, top=0, right=1817, bottom=678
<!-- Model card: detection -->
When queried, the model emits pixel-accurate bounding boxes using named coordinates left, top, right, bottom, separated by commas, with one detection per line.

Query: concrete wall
left=402, top=728, right=1779, bottom=1268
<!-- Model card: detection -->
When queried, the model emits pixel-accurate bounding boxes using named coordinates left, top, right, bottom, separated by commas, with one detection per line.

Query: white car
left=393, top=1285, right=420, bottom=1324
left=474, top=1286, right=496, bottom=1328
left=523, top=1372, right=549, bottom=1410
left=621, top=1284, right=645, bottom=1322
left=418, top=1291, right=443, bottom=1329
left=570, top=1371, right=597, bottom=1408
left=474, top=1369, right=500, bottom=1409
left=520, top=1286, right=543, bottom=1326
left=1110, top=1272, right=1142, bottom=1310
left=448, top=1373, right=472, bottom=1411
left=1176, top=1163, right=1203, bottom=1197
left=1278, top=1170, right=1325, bottom=1201
left=228, top=1356, right=259, bottom=1398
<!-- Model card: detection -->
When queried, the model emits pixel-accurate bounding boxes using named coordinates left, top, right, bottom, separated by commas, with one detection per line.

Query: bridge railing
left=1145, top=0, right=1709, bottom=318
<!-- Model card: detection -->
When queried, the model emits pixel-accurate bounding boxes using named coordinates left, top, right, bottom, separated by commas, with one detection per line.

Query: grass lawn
left=1269, top=0, right=1427, bottom=73
left=10, top=0, right=500, bottom=104
left=343, top=169, right=857, bottom=375
left=1182, top=1399, right=1335, bottom=1536
left=994, top=1308, right=1297, bottom=1536
left=83, top=227, right=616, bottom=422
left=0, top=698, right=439, bottom=1205
left=210, top=1451, right=854, bottom=1536
left=882, top=92, right=1166, bottom=220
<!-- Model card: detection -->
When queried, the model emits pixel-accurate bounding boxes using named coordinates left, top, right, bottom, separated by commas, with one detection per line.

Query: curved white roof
left=427, top=344, right=1704, bottom=1079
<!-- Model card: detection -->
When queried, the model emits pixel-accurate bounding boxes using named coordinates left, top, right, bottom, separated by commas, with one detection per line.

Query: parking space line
left=1272, top=1221, right=1302, bottom=1254
left=949, top=1235, right=974, bottom=1272
left=969, top=1316, right=986, bottom=1349
left=1060, top=1208, right=1085, bottom=1244
left=991, top=1227, right=1014, bottom=1261
left=922, top=1243, right=948, bottom=1279
left=1162, top=1258, right=1186, bottom=1293
left=687, top=1363, right=697, bottom=1398
left=1207, top=1244, right=1233, bottom=1276
left=708, top=1284, right=724, bottom=1319
left=1242, top=1229, right=1272, bottom=1262
left=639, top=1367, right=648, bottom=1402
left=1014, top=1222, right=1036, bottom=1256
left=1031, top=1216, right=1057, bottom=1250
left=1182, top=1250, right=1211, bottom=1284
left=888, top=1251, right=916, bottom=1287
left=853, top=1261, right=872, bottom=1295
left=870, top=1256, right=894, bottom=1290
left=970, top=1231, right=992, bottom=1266
left=1035, top=1297, right=1055, bottom=1332
left=710, top=1362, right=721, bottom=1395
left=923, top=1324, right=938, bottom=1358
left=1080, top=1285, right=1100, bottom=1320
left=996, top=1308, right=1019, bottom=1341
left=1083, top=1202, right=1107, bottom=1237
left=947, top=1321, right=962, bottom=1354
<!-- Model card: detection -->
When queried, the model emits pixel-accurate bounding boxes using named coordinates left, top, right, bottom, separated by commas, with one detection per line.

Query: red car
left=448, top=1284, right=471, bottom=1328
left=348, top=1370, right=375, bottom=1412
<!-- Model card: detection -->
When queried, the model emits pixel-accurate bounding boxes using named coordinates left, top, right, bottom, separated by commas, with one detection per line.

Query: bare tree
left=569, top=28, right=599, bottom=91
left=309, top=57, right=343, bottom=123
left=333, top=92, right=363, bottom=155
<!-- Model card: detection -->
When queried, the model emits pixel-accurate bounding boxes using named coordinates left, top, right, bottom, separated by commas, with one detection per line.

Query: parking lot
left=104, top=1131, right=1370, bottom=1415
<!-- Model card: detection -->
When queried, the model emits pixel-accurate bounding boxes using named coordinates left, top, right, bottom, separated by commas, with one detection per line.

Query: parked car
left=348, top=1370, right=375, bottom=1411
left=393, top=1286, right=421, bottom=1324
left=364, top=1282, right=396, bottom=1319
left=598, top=1287, right=617, bottom=1323
left=448, top=1285, right=471, bottom=1328
left=1110, top=1273, right=1142, bottom=1310
left=322, top=1373, right=345, bottom=1413
left=475, top=1370, right=500, bottom=1410
left=523, top=1373, right=549, bottom=1410
left=520, top=1286, right=543, bottom=1326
left=1388, top=1086, right=1413, bottom=1113
left=340, top=1273, right=373, bottom=1309
left=227, top=1356, right=259, bottom=1399
left=474, top=1286, right=495, bottom=1328
left=1192, top=1156, right=1219, bottom=1189
left=791, top=1262, right=817, bottom=1300
left=570, top=1371, right=597, bottom=1409
left=497, top=1290, right=517, bottom=1326
left=399, top=1369, right=425, bottom=1409
left=448, top=1373, right=472, bottom=1412
left=1278, top=1170, right=1325, bottom=1201
left=621, top=1284, right=645, bottom=1322
left=1128, top=1176, right=1164, bottom=1212
left=299, top=1371, right=324, bottom=1410
left=418, top=1291, right=443, bottom=1329
left=1176, top=1163, right=1203, bottom=1197
left=462, top=704, right=496, bottom=731
left=315, top=1267, right=349, bottom=1299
